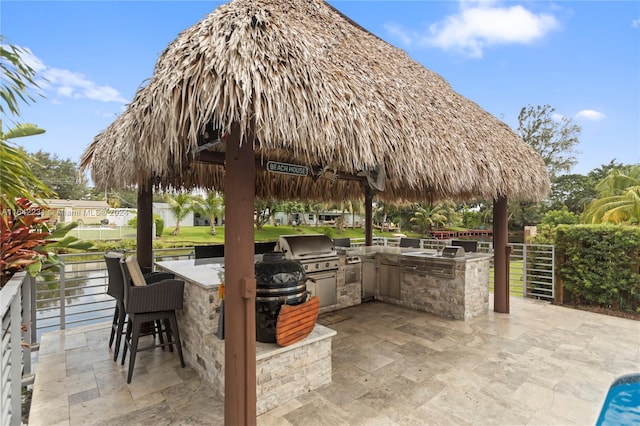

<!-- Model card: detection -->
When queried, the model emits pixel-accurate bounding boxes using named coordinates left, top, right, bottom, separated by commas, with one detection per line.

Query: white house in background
left=153, top=202, right=196, bottom=228
left=41, top=199, right=110, bottom=225
left=273, top=210, right=363, bottom=227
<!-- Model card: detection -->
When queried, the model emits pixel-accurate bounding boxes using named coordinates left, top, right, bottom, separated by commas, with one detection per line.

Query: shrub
left=154, top=216, right=164, bottom=237
left=555, top=224, right=640, bottom=312
left=128, top=214, right=164, bottom=237
left=1, top=198, right=94, bottom=286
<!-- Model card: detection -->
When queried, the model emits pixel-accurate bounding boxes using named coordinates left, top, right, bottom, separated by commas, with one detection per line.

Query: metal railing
left=33, top=248, right=194, bottom=337
left=1, top=272, right=34, bottom=426
left=30, top=239, right=554, bottom=337
left=350, top=237, right=554, bottom=300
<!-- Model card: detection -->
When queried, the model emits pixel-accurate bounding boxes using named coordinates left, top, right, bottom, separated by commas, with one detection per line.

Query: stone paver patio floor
left=29, top=297, right=639, bottom=425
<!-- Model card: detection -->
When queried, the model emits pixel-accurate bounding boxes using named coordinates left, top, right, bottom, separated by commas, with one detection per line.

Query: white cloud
left=551, top=113, right=564, bottom=122
left=632, top=19, right=640, bottom=28
left=15, top=46, right=127, bottom=104
left=383, top=23, right=416, bottom=46
left=575, top=109, right=605, bottom=121
left=386, top=1, right=560, bottom=58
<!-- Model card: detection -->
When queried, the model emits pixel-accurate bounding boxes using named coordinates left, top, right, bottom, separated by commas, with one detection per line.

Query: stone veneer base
left=183, top=324, right=336, bottom=415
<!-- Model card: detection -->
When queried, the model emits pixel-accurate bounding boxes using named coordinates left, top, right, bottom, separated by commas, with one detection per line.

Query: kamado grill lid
left=278, top=234, right=336, bottom=259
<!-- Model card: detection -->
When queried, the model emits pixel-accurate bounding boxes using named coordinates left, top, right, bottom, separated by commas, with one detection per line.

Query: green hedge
left=555, top=224, right=640, bottom=312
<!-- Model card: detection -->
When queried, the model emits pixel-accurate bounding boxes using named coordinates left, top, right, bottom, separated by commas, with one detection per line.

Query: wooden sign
left=266, top=161, right=308, bottom=177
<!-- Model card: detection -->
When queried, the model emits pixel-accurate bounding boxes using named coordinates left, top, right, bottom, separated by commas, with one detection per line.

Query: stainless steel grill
left=278, top=234, right=339, bottom=273
left=278, top=234, right=339, bottom=307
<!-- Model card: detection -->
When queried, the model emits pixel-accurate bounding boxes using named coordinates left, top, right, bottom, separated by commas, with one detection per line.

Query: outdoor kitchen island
left=154, top=257, right=336, bottom=415
left=356, top=246, right=492, bottom=320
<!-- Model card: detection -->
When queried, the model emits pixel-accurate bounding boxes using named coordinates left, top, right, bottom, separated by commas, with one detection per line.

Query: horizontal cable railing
left=33, top=248, right=194, bottom=338
left=31, top=240, right=554, bottom=338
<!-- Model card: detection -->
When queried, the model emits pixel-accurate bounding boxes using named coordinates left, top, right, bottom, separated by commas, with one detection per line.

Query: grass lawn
left=158, top=225, right=382, bottom=245
left=489, top=259, right=525, bottom=296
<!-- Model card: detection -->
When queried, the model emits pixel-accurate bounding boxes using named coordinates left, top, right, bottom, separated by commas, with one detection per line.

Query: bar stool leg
left=108, top=305, right=119, bottom=348
left=121, top=317, right=132, bottom=365
left=113, top=302, right=126, bottom=361
left=168, top=313, right=185, bottom=368
left=127, top=316, right=142, bottom=384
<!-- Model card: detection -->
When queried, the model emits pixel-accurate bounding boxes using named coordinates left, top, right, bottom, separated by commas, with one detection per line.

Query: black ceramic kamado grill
left=254, top=235, right=339, bottom=343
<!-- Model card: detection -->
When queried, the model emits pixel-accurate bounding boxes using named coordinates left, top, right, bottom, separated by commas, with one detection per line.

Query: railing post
left=10, top=284, right=22, bottom=426
left=29, top=276, right=37, bottom=349
left=550, top=245, right=555, bottom=300
left=522, top=244, right=528, bottom=298
left=59, top=262, right=66, bottom=330
left=21, top=276, right=32, bottom=379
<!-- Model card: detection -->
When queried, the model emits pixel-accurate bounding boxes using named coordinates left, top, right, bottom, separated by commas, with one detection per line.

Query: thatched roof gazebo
left=81, top=0, right=549, bottom=423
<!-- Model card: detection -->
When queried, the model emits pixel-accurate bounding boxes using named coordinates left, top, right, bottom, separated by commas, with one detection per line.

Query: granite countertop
left=339, top=246, right=492, bottom=262
left=155, top=258, right=226, bottom=288
left=156, top=254, right=269, bottom=288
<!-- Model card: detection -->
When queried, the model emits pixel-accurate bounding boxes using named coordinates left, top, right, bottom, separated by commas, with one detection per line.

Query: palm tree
left=307, top=202, right=325, bottom=227
left=410, top=202, right=457, bottom=236
left=582, top=166, right=640, bottom=224
left=165, top=192, right=195, bottom=235
left=348, top=200, right=363, bottom=229
left=282, top=201, right=304, bottom=226
left=1, top=41, right=53, bottom=213
left=193, top=191, right=224, bottom=235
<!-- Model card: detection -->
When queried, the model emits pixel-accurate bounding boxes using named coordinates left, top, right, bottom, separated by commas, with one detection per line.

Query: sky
left=2, top=0, right=639, bottom=179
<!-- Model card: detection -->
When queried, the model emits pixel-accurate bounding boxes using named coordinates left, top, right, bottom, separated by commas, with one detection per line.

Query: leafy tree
left=281, top=201, right=305, bottom=226
left=548, top=174, right=595, bottom=214
left=517, top=104, right=581, bottom=179
left=587, top=160, right=626, bottom=185
left=509, top=104, right=581, bottom=229
left=165, top=192, right=195, bottom=235
left=1, top=40, right=53, bottom=212
left=508, top=200, right=543, bottom=231
left=306, top=202, right=325, bottom=227
left=582, top=165, right=640, bottom=224
left=29, top=150, right=88, bottom=199
left=540, top=206, right=580, bottom=227
left=254, top=199, right=280, bottom=230
left=193, top=191, right=224, bottom=235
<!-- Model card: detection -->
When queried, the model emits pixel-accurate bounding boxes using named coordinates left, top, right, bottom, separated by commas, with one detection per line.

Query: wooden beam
left=364, top=185, right=373, bottom=246
left=493, top=195, right=509, bottom=313
left=224, top=125, right=257, bottom=425
left=136, top=182, right=153, bottom=272
left=194, top=151, right=367, bottom=182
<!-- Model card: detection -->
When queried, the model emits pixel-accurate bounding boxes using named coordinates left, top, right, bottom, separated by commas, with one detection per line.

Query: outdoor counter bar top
left=154, top=257, right=336, bottom=414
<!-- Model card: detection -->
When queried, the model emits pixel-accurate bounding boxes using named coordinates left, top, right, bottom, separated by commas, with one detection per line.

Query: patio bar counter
left=155, top=257, right=336, bottom=415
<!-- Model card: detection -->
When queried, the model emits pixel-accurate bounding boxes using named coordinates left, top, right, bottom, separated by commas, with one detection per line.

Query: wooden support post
left=224, top=123, right=257, bottom=425
left=136, top=182, right=154, bottom=271
left=364, top=186, right=373, bottom=246
left=493, top=195, right=509, bottom=313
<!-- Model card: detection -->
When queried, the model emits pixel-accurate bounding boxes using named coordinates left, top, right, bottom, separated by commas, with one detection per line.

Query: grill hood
left=278, top=234, right=336, bottom=260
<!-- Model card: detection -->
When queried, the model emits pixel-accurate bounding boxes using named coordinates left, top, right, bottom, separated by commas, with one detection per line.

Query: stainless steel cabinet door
left=378, top=262, right=400, bottom=299
left=362, top=260, right=376, bottom=298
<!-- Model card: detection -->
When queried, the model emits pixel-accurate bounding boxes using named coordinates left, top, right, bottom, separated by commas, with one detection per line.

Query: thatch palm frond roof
left=81, top=0, right=549, bottom=203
